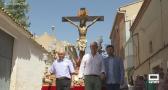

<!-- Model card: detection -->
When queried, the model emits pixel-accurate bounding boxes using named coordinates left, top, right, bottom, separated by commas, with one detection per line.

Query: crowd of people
left=44, top=41, right=124, bottom=90
left=44, top=41, right=168, bottom=90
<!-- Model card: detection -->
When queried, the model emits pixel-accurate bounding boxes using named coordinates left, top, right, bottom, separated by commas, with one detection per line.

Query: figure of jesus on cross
left=62, top=8, right=104, bottom=63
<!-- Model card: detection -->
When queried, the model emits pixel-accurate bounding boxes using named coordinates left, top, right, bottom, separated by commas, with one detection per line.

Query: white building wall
left=119, top=1, right=143, bottom=69
left=125, top=21, right=131, bottom=42
left=120, top=1, right=143, bottom=43
left=135, top=0, right=163, bottom=63
left=13, top=38, right=46, bottom=90
left=0, top=11, right=47, bottom=90
left=132, top=0, right=168, bottom=76
left=161, top=0, right=168, bottom=73
left=162, top=0, right=168, bottom=45
left=124, top=39, right=134, bottom=68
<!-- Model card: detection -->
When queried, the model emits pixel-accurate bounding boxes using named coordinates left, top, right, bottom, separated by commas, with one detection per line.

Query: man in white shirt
left=49, top=49, right=75, bottom=90
left=79, top=41, right=105, bottom=90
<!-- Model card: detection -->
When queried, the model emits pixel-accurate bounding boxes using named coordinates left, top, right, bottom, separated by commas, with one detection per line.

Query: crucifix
left=62, top=8, right=104, bottom=66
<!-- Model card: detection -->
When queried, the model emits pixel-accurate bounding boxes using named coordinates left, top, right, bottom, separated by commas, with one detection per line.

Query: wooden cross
left=62, top=8, right=104, bottom=66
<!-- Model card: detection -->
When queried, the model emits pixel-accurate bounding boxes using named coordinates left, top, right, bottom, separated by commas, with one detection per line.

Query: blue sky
left=26, top=0, right=137, bottom=50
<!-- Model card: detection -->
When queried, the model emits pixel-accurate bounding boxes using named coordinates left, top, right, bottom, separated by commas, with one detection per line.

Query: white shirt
left=78, top=53, right=105, bottom=78
left=49, top=58, right=75, bottom=79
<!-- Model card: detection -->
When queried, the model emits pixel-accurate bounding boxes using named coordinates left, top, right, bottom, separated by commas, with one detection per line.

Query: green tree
left=6, top=0, right=30, bottom=28
left=0, top=0, right=5, bottom=7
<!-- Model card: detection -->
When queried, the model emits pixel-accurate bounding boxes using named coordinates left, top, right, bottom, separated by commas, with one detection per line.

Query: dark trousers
left=56, top=78, right=71, bottom=90
left=84, top=75, right=102, bottom=90
left=106, top=84, right=120, bottom=90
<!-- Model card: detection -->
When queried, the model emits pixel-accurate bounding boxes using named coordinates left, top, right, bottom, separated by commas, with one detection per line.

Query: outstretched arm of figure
left=64, top=17, right=79, bottom=29
left=86, top=16, right=101, bottom=29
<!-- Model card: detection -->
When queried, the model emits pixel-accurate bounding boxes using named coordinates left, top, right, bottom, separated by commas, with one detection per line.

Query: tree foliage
left=0, top=0, right=4, bottom=7
left=6, top=0, right=30, bottom=28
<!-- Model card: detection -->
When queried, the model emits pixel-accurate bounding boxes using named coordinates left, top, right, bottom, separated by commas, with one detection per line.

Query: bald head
left=57, top=48, right=65, bottom=60
left=90, top=41, right=98, bottom=47
left=90, top=41, right=98, bottom=55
